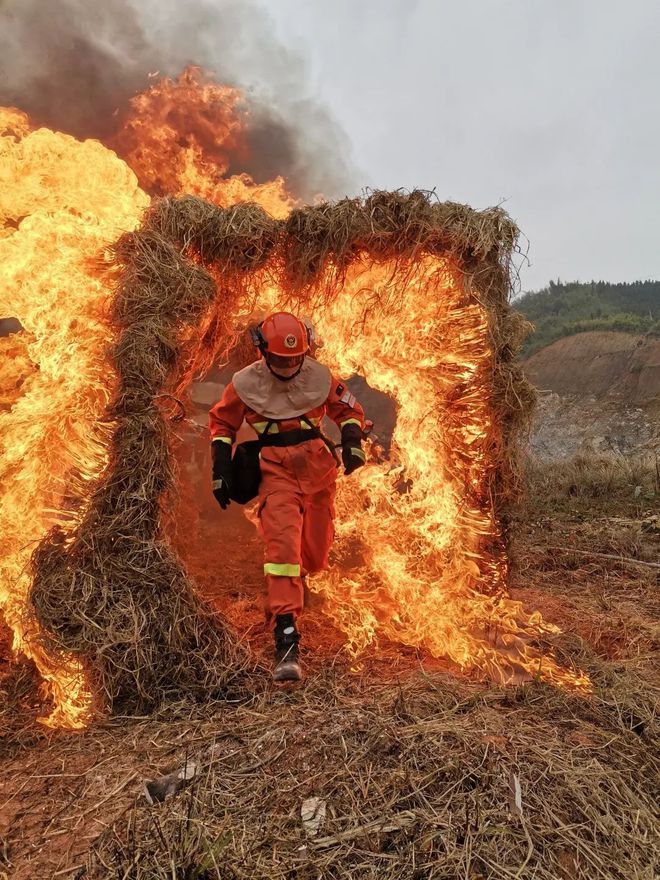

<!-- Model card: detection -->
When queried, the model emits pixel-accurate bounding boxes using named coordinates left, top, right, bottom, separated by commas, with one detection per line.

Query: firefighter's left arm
left=208, top=382, right=247, bottom=509
left=325, top=377, right=366, bottom=475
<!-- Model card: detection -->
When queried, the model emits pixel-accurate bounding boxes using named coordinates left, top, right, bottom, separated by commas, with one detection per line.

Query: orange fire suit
left=209, top=359, right=365, bottom=620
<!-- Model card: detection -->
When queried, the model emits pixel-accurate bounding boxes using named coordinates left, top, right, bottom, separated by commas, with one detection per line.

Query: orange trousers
left=257, top=441, right=337, bottom=620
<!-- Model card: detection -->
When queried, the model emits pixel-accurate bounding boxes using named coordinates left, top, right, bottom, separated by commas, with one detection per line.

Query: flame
left=113, top=67, right=295, bottom=219
left=1, top=72, right=589, bottom=729
left=0, top=107, right=149, bottom=727
left=311, top=259, right=589, bottom=688
left=237, top=262, right=590, bottom=692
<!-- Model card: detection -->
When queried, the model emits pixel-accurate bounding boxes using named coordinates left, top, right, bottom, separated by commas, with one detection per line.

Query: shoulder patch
left=335, top=383, right=344, bottom=397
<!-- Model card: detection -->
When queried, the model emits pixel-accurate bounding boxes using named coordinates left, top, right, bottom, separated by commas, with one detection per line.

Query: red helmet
left=259, top=312, right=310, bottom=357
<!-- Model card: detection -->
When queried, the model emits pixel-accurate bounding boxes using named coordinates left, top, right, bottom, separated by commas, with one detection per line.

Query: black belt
left=259, top=428, right=319, bottom=448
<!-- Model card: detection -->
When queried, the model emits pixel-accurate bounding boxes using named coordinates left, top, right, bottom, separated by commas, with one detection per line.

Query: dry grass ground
left=0, top=454, right=658, bottom=880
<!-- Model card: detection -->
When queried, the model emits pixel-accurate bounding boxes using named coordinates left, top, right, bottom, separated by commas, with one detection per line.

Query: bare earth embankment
left=523, top=331, right=660, bottom=458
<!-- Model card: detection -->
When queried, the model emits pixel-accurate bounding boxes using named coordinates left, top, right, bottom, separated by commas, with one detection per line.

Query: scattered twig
left=546, top=546, right=660, bottom=570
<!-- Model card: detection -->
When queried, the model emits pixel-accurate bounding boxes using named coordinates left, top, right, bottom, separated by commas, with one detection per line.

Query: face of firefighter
left=266, top=351, right=306, bottom=379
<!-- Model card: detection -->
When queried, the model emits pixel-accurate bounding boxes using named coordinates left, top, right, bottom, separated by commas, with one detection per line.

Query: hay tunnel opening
left=16, top=191, right=591, bottom=726
left=174, top=254, right=509, bottom=667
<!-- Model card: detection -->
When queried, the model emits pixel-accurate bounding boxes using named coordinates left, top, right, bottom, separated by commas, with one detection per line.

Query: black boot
left=273, top=613, right=302, bottom=682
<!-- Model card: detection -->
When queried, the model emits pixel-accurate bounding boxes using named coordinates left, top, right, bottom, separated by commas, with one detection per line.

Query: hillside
left=523, top=331, right=660, bottom=403
left=522, top=331, right=660, bottom=458
left=515, top=280, right=660, bottom=357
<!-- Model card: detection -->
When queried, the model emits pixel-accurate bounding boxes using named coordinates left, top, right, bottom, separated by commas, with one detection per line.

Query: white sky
left=259, top=0, right=660, bottom=291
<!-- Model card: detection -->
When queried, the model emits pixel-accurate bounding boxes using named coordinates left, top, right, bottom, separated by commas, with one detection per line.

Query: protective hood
left=233, top=357, right=332, bottom=420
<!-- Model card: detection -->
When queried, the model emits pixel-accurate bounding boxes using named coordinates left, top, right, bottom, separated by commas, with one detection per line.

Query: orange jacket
left=209, top=373, right=364, bottom=442
left=209, top=371, right=365, bottom=495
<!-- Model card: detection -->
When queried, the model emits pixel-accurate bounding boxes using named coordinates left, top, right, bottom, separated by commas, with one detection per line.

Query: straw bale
left=360, top=188, right=436, bottom=256
left=282, top=197, right=366, bottom=285
left=28, top=189, right=533, bottom=718
left=148, top=195, right=279, bottom=271
left=29, top=527, right=244, bottom=713
left=29, top=221, right=250, bottom=717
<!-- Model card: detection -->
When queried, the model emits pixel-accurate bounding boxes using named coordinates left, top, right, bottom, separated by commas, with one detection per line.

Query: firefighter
left=209, top=312, right=366, bottom=682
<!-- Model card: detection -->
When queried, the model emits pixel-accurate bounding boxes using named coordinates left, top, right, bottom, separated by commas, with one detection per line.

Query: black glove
left=341, top=423, right=366, bottom=476
left=211, top=440, right=232, bottom=509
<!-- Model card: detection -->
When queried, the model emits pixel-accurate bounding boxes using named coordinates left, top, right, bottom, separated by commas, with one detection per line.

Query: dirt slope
left=522, top=332, right=660, bottom=458
left=523, top=331, right=660, bottom=404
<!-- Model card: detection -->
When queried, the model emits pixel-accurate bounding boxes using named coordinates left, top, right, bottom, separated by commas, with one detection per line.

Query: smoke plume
left=0, top=0, right=354, bottom=200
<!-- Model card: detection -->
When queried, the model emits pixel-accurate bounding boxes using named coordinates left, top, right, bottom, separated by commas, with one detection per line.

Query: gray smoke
left=0, top=0, right=354, bottom=200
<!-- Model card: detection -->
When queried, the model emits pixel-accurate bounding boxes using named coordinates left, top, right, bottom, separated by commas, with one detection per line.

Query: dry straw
left=28, top=190, right=534, bottom=717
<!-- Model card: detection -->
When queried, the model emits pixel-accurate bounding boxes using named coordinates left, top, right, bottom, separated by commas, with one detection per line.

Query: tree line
left=515, top=280, right=660, bottom=357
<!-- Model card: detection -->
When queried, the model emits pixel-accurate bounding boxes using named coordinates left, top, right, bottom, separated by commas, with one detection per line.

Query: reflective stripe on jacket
left=209, top=374, right=365, bottom=445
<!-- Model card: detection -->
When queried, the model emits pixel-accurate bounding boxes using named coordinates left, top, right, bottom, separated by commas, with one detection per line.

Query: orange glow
left=114, top=67, right=295, bottom=219
left=0, top=107, right=149, bottom=727
left=313, top=260, right=590, bottom=688
left=1, top=72, right=589, bottom=729
left=233, top=261, right=591, bottom=692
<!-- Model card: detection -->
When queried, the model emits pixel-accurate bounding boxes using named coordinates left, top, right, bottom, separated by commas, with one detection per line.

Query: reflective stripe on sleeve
left=264, top=562, right=301, bottom=577
left=351, top=448, right=366, bottom=461
left=211, top=436, right=232, bottom=444
left=340, top=418, right=362, bottom=429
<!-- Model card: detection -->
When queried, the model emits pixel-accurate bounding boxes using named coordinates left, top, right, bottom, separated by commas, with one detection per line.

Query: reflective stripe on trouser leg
left=264, top=562, right=301, bottom=577
left=301, top=482, right=336, bottom=574
left=260, top=490, right=304, bottom=619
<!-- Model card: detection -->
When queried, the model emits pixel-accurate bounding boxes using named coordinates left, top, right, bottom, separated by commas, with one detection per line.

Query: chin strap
left=265, top=358, right=305, bottom=382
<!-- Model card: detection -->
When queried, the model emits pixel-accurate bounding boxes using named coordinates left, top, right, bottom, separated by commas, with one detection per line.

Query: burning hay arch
left=15, top=190, right=588, bottom=724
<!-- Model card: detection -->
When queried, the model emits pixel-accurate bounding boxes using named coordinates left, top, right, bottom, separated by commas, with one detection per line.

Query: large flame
left=0, top=108, right=148, bottom=727
left=113, top=67, right=294, bottom=219
left=227, top=261, right=590, bottom=691
left=0, top=73, right=589, bottom=729
left=312, top=259, right=584, bottom=684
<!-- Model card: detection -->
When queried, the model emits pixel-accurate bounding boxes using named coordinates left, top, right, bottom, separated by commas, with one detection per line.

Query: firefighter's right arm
left=208, top=382, right=247, bottom=509
left=325, top=377, right=366, bottom=475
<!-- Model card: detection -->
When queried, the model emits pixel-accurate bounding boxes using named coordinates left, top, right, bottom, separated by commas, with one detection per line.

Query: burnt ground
left=0, top=464, right=658, bottom=880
